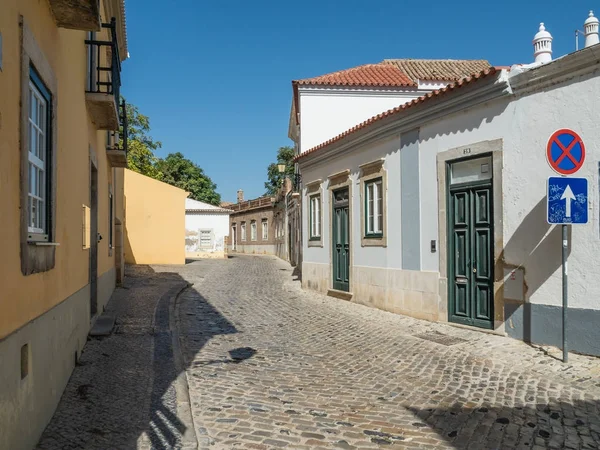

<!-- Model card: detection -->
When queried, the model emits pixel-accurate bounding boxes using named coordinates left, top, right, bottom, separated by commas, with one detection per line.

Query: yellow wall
left=124, top=169, right=187, bottom=265
left=0, top=0, right=119, bottom=339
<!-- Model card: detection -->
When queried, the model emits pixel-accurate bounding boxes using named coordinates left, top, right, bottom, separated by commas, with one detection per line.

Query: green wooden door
left=448, top=183, right=494, bottom=329
left=332, top=188, right=350, bottom=292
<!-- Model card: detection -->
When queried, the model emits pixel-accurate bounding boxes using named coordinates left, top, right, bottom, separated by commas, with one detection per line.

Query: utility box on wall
left=503, top=267, right=524, bottom=301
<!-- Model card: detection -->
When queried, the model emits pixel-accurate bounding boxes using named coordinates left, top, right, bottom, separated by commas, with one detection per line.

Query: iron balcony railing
left=107, top=99, right=128, bottom=155
left=85, top=18, right=121, bottom=104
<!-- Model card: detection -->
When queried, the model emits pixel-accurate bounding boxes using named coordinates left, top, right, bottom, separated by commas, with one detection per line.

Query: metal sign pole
left=562, top=224, right=568, bottom=363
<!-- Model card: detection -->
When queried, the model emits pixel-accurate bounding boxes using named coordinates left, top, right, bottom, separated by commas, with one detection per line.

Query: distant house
left=228, top=190, right=276, bottom=255
left=185, top=199, right=232, bottom=258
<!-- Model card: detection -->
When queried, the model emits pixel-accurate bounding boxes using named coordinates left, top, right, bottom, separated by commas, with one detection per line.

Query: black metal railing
left=107, top=99, right=128, bottom=155
left=85, top=18, right=121, bottom=102
left=294, top=173, right=302, bottom=192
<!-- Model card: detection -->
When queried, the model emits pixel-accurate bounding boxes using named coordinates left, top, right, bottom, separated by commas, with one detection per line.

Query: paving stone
left=36, top=256, right=600, bottom=449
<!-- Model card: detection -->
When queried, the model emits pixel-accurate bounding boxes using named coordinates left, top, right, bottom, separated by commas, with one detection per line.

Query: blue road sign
left=547, top=177, right=588, bottom=224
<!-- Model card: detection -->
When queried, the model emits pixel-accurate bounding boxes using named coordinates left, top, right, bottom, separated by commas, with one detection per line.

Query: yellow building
left=124, top=169, right=188, bottom=265
left=0, top=0, right=128, bottom=447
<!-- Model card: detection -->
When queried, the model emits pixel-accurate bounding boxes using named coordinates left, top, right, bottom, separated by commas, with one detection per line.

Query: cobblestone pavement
left=176, top=255, right=600, bottom=450
left=36, top=265, right=194, bottom=450
left=36, top=256, right=600, bottom=450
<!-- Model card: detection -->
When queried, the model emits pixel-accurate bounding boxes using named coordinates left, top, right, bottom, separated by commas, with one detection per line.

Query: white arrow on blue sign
left=547, top=177, right=588, bottom=224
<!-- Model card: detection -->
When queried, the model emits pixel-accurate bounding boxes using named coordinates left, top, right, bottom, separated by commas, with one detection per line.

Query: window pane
left=377, top=182, right=383, bottom=233
left=30, top=124, right=37, bottom=156
left=38, top=129, right=45, bottom=160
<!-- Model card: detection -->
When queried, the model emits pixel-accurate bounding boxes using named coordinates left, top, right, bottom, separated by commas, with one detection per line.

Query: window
left=27, top=68, right=52, bottom=239
left=365, top=178, right=383, bottom=237
left=199, top=229, right=214, bottom=249
left=241, top=222, right=246, bottom=241
left=251, top=220, right=257, bottom=241
left=262, top=219, right=268, bottom=240
left=309, top=195, right=321, bottom=239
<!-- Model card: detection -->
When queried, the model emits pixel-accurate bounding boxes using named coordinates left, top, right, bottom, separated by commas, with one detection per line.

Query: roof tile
left=295, top=67, right=498, bottom=162
left=294, top=64, right=415, bottom=87
left=382, top=59, right=491, bottom=81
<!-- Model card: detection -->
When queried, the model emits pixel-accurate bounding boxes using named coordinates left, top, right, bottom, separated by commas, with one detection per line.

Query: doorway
left=90, top=162, right=98, bottom=318
left=447, top=156, right=494, bottom=329
left=232, top=226, right=237, bottom=251
left=332, top=187, right=350, bottom=292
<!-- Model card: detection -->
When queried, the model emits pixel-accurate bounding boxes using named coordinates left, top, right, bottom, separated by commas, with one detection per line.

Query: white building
left=297, top=17, right=600, bottom=356
left=185, top=198, right=232, bottom=258
left=289, top=59, right=491, bottom=154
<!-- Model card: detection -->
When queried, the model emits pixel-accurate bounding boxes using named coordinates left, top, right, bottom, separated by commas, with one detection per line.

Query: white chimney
left=533, top=23, right=553, bottom=63
left=584, top=11, right=599, bottom=48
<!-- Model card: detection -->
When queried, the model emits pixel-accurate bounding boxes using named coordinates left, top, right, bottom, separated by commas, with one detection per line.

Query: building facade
left=288, top=59, right=491, bottom=283
left=185, top=198, right=232, bottom=259
left=229, top=191, right=276, bottom=255
left=297, top=20, right=600, bottom=357
left=0, top=0, right=128, bottom=447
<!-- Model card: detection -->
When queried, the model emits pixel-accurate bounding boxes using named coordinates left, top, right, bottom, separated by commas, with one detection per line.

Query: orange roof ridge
left=295, top=67, right=498, bottom=162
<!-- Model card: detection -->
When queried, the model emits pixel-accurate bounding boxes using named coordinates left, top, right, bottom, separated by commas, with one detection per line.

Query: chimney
left=585, top=11, right=599, bottom=48
left=237, top=189, right=244, bottom=203
left=533, top=23, right=553, bottom=63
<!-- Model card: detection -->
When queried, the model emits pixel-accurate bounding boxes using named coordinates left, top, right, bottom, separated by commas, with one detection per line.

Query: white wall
left=185, top=213, right=230, bottom=252
left=419, top=70, right=600, bottom=310
left=301, top=136, right=402, bottom=270
left=419, top=99, right=515, bottom=271
left=299, top=87, right=422, bottom=153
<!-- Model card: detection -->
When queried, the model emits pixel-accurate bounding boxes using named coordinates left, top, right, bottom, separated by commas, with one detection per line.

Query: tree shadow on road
left=36, top=262, right=250, bottom=449
left=406, top=398, right=600, bottom=449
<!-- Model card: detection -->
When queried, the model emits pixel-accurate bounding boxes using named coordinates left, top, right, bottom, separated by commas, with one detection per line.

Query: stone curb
left=169, top=282, right=198, bottom=448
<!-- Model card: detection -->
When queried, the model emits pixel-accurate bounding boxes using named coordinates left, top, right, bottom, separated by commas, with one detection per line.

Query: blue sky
left=121, top=0, right=594, bottom=202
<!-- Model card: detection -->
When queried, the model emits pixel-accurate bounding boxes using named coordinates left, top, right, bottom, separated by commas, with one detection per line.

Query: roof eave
left=297, top=69, right=510, bottom=167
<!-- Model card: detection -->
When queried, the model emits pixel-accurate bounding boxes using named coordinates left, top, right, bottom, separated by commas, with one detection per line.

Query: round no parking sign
left=546, top=129, right=585, bottom=175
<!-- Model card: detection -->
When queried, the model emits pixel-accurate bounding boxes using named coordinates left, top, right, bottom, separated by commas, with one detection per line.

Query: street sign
left=547, top=129, right=586, bottom=175
left=547, top=177, right=588, bottom=224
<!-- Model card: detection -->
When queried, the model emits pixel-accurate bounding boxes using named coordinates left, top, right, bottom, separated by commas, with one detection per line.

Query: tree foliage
left=156, top=152, right=221, bottom=205
left=264, top=146, right=295, bottom=196
left=123, top=99, right=221, bottom=205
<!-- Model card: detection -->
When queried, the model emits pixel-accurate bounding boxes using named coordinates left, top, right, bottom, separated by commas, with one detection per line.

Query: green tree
left=124, top=100, right=163, bottom=179
left=264, top=146, right=295, bottom=196
left=156, top=152, right=221, bottom=205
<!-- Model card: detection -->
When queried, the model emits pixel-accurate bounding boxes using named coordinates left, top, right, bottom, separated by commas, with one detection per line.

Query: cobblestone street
left=38, top=255, right=600, bottom=449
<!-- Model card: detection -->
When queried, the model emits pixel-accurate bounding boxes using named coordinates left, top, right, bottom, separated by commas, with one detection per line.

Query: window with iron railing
left=85, top=18, right=121, bottom=105
left=105, top=99, right=128, bottom=155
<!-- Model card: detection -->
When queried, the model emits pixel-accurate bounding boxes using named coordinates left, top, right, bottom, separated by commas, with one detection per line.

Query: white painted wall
left=301, top=68, right=600, bottom=312
left=419, top=70, right=600, bottom=310
left=185, top=213, right=230, bottom=252
left=299, top=87, right=423, bottom=153
left=301, top=136, right=403, bottom=270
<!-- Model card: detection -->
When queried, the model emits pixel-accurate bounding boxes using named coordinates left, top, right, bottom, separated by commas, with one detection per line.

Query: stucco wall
left=123, top=169, right=187, bottom=265
left=299, top=88, right=421, bottom=153
left=0, top=0, right=117, bottom=341
left=185, top=212, right=230, bottom=253
left=301, top=136, right=402, bottom=271
left=0, top=0, right=122, bottom=445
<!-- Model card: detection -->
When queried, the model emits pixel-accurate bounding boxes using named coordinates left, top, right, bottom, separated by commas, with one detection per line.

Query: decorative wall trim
left=436, top=139, right=504, bottom=332
left=20, top=17, right=58, bottom=275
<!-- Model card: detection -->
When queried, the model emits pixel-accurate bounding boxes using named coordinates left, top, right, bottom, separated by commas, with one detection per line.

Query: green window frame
left=309, top=194, right=321, bottom=240
left=364, top=177, right=383, bottom=238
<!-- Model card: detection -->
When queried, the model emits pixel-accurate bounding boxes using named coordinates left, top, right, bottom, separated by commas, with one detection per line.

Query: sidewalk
left=36, top=265, right=195, bottom=450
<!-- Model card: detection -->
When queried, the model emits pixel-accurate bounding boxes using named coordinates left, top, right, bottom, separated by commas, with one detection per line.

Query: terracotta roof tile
left=295, top=68, right=498, bottom=162
left=294, top=64, right=416, bottom=88
left=382, top=59, right=491, bottom=81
